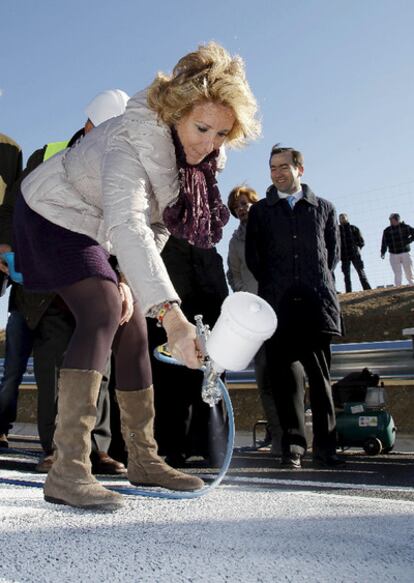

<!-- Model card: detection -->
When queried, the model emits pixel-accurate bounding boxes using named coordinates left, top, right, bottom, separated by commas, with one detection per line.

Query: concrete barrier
left=6, top=340, right=414, bottom=435
left=14, top=380, right=414, bottom=435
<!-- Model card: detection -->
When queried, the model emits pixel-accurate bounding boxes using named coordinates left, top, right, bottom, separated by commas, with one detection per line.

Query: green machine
left=333, top=369, right=396, bottom=455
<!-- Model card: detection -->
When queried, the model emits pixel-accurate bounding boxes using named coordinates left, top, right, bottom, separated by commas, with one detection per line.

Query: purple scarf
left=162, top=129, right=230, bottom=249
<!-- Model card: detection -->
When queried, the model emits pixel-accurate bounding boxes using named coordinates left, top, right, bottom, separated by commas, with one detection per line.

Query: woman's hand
left=162, top=304, right=202, bottom=369
left=118, top=282, right=134, bottom=325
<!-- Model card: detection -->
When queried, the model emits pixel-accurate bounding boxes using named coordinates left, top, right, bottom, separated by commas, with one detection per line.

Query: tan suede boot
left=44, top=369, right=123, bottom=510
left=116, top=388, right=204, bottom=491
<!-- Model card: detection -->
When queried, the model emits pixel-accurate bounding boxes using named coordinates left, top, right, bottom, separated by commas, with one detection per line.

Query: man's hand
left=381, top=254, right=385, bottom=260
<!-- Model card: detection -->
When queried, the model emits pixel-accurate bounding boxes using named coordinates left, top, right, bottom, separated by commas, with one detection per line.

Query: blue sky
left=1, top=0, right=414, bottom=328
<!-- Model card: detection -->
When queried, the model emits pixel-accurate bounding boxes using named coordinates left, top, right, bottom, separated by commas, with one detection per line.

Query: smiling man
left=246, top=144, right=343, bottom=469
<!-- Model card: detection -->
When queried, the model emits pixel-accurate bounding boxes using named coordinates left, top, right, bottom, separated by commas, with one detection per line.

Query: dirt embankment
left=1, top=286, right=414, bottom=356
left=337, top=285, right=414, bottom=343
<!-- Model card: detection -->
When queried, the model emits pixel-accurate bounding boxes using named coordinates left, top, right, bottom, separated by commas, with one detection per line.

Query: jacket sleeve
left=407, top=224, right=414, bottom=244
left=245, top=204, right=262, bottom=280
left=0, top=139, right=23, bottom=246
left=324, top=203, right=340, bottom=270
left=151, top=222, right=170, bottom=252
left=0, top=183, right=18, bottom=246
left=0, top=148, right=46, bottom=246
left=354, top=226, right=364, bottom=248
left=101, top=133, right=180, bottom=315
left=227, top=237, right=244, bottom=292
left=0, top=136, right=22, bottom=203
left=381, top=231, right=388, bottom=255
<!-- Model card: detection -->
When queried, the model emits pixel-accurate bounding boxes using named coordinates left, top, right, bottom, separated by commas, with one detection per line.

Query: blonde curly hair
left=147, top=42, right=261, bottom=148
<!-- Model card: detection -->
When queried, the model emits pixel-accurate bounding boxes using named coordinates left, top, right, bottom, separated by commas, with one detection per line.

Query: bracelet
left=151, top=301, right=178, bottom=327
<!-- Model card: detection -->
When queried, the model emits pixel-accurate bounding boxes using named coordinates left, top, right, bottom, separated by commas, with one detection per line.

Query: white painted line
left=209, top=474, right=414, bottom=494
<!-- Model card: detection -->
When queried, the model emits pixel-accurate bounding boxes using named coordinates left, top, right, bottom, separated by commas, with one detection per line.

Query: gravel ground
left=1, top=471, right=413, bottom=583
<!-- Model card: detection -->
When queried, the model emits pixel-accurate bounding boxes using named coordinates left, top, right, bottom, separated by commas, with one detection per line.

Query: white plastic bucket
left=365, top=386, right=386, bottom=408
left=206, top=292, right=277, bottom=372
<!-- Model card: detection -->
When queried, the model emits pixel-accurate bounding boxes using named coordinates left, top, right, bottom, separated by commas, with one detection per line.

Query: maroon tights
left=57, top=277, right=152, bottom=390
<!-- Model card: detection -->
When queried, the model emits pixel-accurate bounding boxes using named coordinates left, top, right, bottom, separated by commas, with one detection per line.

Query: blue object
left=0, top=252, right=23, bottom=284
left=287, top=195, right=296, bottom=209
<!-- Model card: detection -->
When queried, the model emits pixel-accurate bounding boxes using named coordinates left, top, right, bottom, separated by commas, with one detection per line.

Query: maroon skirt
left=14, top=192, right=118, bottom=292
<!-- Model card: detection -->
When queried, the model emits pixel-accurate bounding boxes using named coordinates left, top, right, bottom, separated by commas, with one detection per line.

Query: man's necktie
left=287, top=195, right=295, bottom=209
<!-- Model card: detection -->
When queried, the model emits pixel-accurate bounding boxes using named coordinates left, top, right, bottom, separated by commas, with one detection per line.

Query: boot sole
left=44, top=495, right=123, bottom=511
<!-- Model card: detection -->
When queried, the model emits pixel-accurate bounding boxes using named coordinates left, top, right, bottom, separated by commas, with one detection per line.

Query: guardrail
left=0, top=358, right=36, bottom=385
left=1, top=340, right=413, bottom=387
left=223, top=340, right=414, bottom=384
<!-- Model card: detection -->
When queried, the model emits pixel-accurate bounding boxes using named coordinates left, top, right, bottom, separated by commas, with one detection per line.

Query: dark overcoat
left=246, top=184, right=341, bottom=336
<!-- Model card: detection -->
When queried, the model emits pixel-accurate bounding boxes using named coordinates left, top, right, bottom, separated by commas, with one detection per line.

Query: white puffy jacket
left=21, top=90, right=182, bottom=315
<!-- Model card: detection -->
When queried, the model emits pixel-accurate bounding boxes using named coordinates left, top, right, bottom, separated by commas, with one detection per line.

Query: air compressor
left=333, top=369, right=396, bottom=455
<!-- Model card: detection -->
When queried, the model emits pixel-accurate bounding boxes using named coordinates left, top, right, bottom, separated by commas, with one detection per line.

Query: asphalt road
left=224, top=447, right=414, bottom=502
left=2, top=435, right=413, bottom=503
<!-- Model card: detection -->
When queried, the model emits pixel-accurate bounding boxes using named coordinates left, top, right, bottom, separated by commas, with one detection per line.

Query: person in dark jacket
left=0, top=133, right=23, bottom=449
left=227, top=184, right=282, bottom=454
left=381, top=213, right=414, bottom=286
left=149, top=221, right=229, bottom=468
left=339, top=213, right=371, bottom=293
left=0, top=134, right=22, bottom=205
left=0, top=92, right=129, bottom=475
left=246, top=144, right=344, bottom=468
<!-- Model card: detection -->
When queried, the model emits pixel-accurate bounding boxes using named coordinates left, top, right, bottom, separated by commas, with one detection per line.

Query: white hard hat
left=84, top=89, right=130, bottom=127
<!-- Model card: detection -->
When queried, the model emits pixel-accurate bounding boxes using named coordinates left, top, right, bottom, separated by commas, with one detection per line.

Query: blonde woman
left=14, top=42, right=260, bottom=510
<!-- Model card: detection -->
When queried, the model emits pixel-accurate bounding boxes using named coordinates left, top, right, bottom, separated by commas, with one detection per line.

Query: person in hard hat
left=13, top=42, right=260, bottom=510
left=0, top=90, right=130, bottom=474
left=84, top=89, right=130, bottom=129
left=21, top=89, right=130, bottom=176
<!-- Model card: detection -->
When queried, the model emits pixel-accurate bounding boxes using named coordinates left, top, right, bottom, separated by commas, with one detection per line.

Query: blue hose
left=113, top=350, right=234, bottom=499
left=0, top=354, right=235, bottom=501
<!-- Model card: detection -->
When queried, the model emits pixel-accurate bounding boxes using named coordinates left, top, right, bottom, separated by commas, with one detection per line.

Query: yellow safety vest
left=43, top=140, right=69, bottom=161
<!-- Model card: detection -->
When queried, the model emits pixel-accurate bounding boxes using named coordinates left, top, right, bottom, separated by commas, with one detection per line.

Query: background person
left=381, top=213, right=414, bottom=286
left=0, top=133, right=22, bottom=207
left=0, top=132, right=23, bottom=449
left=149, top=218, right=229, bottom=468
left=338, top=213, right=371, bottom=293
left=246, top=145, right=343, bottom=469
left=13, top=42, right=260, bottom=510
left=227, top=184, right=282, bottom=455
